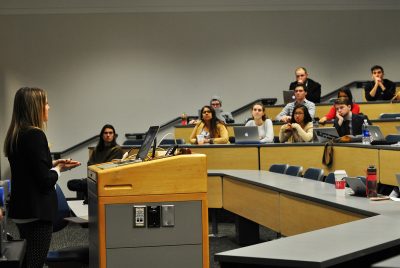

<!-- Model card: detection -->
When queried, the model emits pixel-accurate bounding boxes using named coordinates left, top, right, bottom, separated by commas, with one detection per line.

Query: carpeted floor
left=4, top=210, right=278, bottom=268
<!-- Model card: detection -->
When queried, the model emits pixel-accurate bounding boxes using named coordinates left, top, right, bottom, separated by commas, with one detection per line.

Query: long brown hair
left=4, top=87, right=47, bottom=156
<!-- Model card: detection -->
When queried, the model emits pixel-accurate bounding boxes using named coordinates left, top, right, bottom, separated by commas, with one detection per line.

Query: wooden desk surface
left=265, top=101, right=400, bottom=121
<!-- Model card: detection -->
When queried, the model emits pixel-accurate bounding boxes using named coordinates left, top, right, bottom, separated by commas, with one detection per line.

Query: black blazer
left=289, top=78, right=321, bottom=104
left=8, top=128, right=58, bottom=221
left=333, top=113, right=369, bottom=137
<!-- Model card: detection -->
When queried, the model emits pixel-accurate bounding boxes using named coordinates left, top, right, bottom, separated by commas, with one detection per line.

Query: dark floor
left=4, top=211, right=278, bottom=268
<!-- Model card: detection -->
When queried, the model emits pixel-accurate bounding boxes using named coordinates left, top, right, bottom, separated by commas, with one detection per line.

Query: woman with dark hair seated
left=279, top=104, right=314, bottom=143
left=68, top=124, right=123, bottom=199
left=189, top=105, right=229, bottom=144
left=319, top=87, right=360, bottom=124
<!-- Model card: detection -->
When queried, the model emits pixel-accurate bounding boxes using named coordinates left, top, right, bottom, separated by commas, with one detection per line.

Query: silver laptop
left=368, top=125, right=385, bottom=141
left=283, top=90, right=295, bottom=104
left=346, top=177, right=389, bottom=199
left=313, top=127, right=339, bottom=143
left=234, top=126, right=260, bottom=144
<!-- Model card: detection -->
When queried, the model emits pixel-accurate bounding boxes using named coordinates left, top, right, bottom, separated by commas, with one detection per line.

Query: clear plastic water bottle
left=362, top=119, right=370, bottom=145
left=366, top=165, right=377, bottom=198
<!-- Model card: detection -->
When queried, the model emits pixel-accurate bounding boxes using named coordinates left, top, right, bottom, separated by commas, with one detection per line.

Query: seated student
left=289, top=67, right=322, bottom=103
left=364, top=65, right=396, bottom=101
left=210, top=95, right=235, bottom=124
left=279, top=104, right=314, bottom=143
left=67, top=124, right=123, bottom=199
left=245, top=102, right=274, bottom=143
left=189, top=105, right=229, bottom=144
left=333, top=98, right=370, bottom=137
left=276, top=84, right=315, bottom=123
left=319, top=87, right=361, bottom=124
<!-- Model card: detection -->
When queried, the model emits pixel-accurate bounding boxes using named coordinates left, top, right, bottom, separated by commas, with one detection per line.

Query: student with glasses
left=289, top=67, right=321, bottom=103
left=245, top=102, right=274, bottom=143
left=279, top=104, right=314, bottom=143
left=189, top=105, right=229, bottom=144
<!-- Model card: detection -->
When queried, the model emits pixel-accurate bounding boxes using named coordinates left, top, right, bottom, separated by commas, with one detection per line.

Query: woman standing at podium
left=3, top=87, right=80, bottom=268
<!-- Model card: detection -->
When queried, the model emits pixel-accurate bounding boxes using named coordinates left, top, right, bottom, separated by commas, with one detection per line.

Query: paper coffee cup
left=334, top=170, right=347, bottom=196
left=197, top=134, right=205, bottom=145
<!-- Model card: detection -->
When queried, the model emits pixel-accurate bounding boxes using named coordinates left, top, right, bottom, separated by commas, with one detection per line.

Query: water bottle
left=362, top=119, right=370, bottom=145
left=181, top=113, right=187, bottom=126
left=366, top=165, right=377, bottom=198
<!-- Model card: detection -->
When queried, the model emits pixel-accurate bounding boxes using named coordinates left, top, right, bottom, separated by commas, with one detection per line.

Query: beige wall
left=1, top=10, right=400, bottom=181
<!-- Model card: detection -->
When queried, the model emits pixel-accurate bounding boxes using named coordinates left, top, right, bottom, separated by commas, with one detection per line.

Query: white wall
left=1, top=10, right=400, bottom=183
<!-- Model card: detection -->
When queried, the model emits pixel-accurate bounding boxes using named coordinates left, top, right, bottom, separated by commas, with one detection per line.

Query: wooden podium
left=87, top=154, right=209, bottom=268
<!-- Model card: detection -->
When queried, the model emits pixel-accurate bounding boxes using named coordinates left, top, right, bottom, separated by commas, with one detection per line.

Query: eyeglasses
left=103, top=131, right=114, bottom=135
left=253, top=109, right=263, bottom=112
left=202, top=110, right=211, bottom=114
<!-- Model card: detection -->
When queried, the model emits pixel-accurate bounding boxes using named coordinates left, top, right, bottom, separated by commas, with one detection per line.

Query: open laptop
left=368, top=125, right=385, bottom=142
left=369, top=125, right=398, bottom=145
left=313, top=127, right=339, bottom=143
left=234, top=126, right=260, bottom=144
left=283, top=90, right=295, bottom=104
left=97, top=126, right=160, bottom=169
left=345, top=177, right=389, bottom=200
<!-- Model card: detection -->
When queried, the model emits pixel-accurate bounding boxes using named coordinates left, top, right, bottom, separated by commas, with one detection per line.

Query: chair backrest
left=285, top=165, right=303, bottom=177
left=53, top=184, right=71, bottom=232
left=303, top=168, right=324, bottom=181
left=325, top=172, right=335, bottom=184
left=379, top=113, right=400, bottom=119
left=269, top=164, right=289, bottom=174
left=159, top=139, right=185, bottom=145
left=385, top=134, right=400, bottom=143
left=123, top=139, right=144, bottom=146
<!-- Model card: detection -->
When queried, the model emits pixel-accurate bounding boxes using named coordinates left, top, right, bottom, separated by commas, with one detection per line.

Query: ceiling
left=1, top=0, right=400, bottom=14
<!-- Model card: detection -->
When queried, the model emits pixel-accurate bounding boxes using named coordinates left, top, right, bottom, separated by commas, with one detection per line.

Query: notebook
left=313, top=127, right=339, bottom=143
left=345, top=177, right=389, bottom=200
left=283, top=90, right=295, bottom=104
left=234, top=126, right=260, bottom=144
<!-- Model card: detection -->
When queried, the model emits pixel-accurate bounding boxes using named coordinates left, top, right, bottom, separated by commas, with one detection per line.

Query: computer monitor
left=135, top=126, right=160, bottom=161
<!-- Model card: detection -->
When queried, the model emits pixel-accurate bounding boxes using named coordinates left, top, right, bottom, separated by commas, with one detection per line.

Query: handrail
left=51, top=135, right=99, bottom=159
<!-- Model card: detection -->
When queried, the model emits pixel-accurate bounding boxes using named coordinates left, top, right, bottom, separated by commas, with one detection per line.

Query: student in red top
left=319, top=87, right=360, bottom=124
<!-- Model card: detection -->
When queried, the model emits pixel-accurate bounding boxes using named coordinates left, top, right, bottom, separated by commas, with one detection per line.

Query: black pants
left=16, top=220, right=53, bottom=268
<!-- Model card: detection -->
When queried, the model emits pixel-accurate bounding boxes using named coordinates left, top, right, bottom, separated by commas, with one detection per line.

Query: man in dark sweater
left=364, top=65, right=396, bottom=101
left=289, top=67, right=321, bottom=103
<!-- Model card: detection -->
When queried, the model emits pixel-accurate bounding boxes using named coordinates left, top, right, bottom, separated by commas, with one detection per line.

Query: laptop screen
left=136, top=126, right=160, bottom=161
